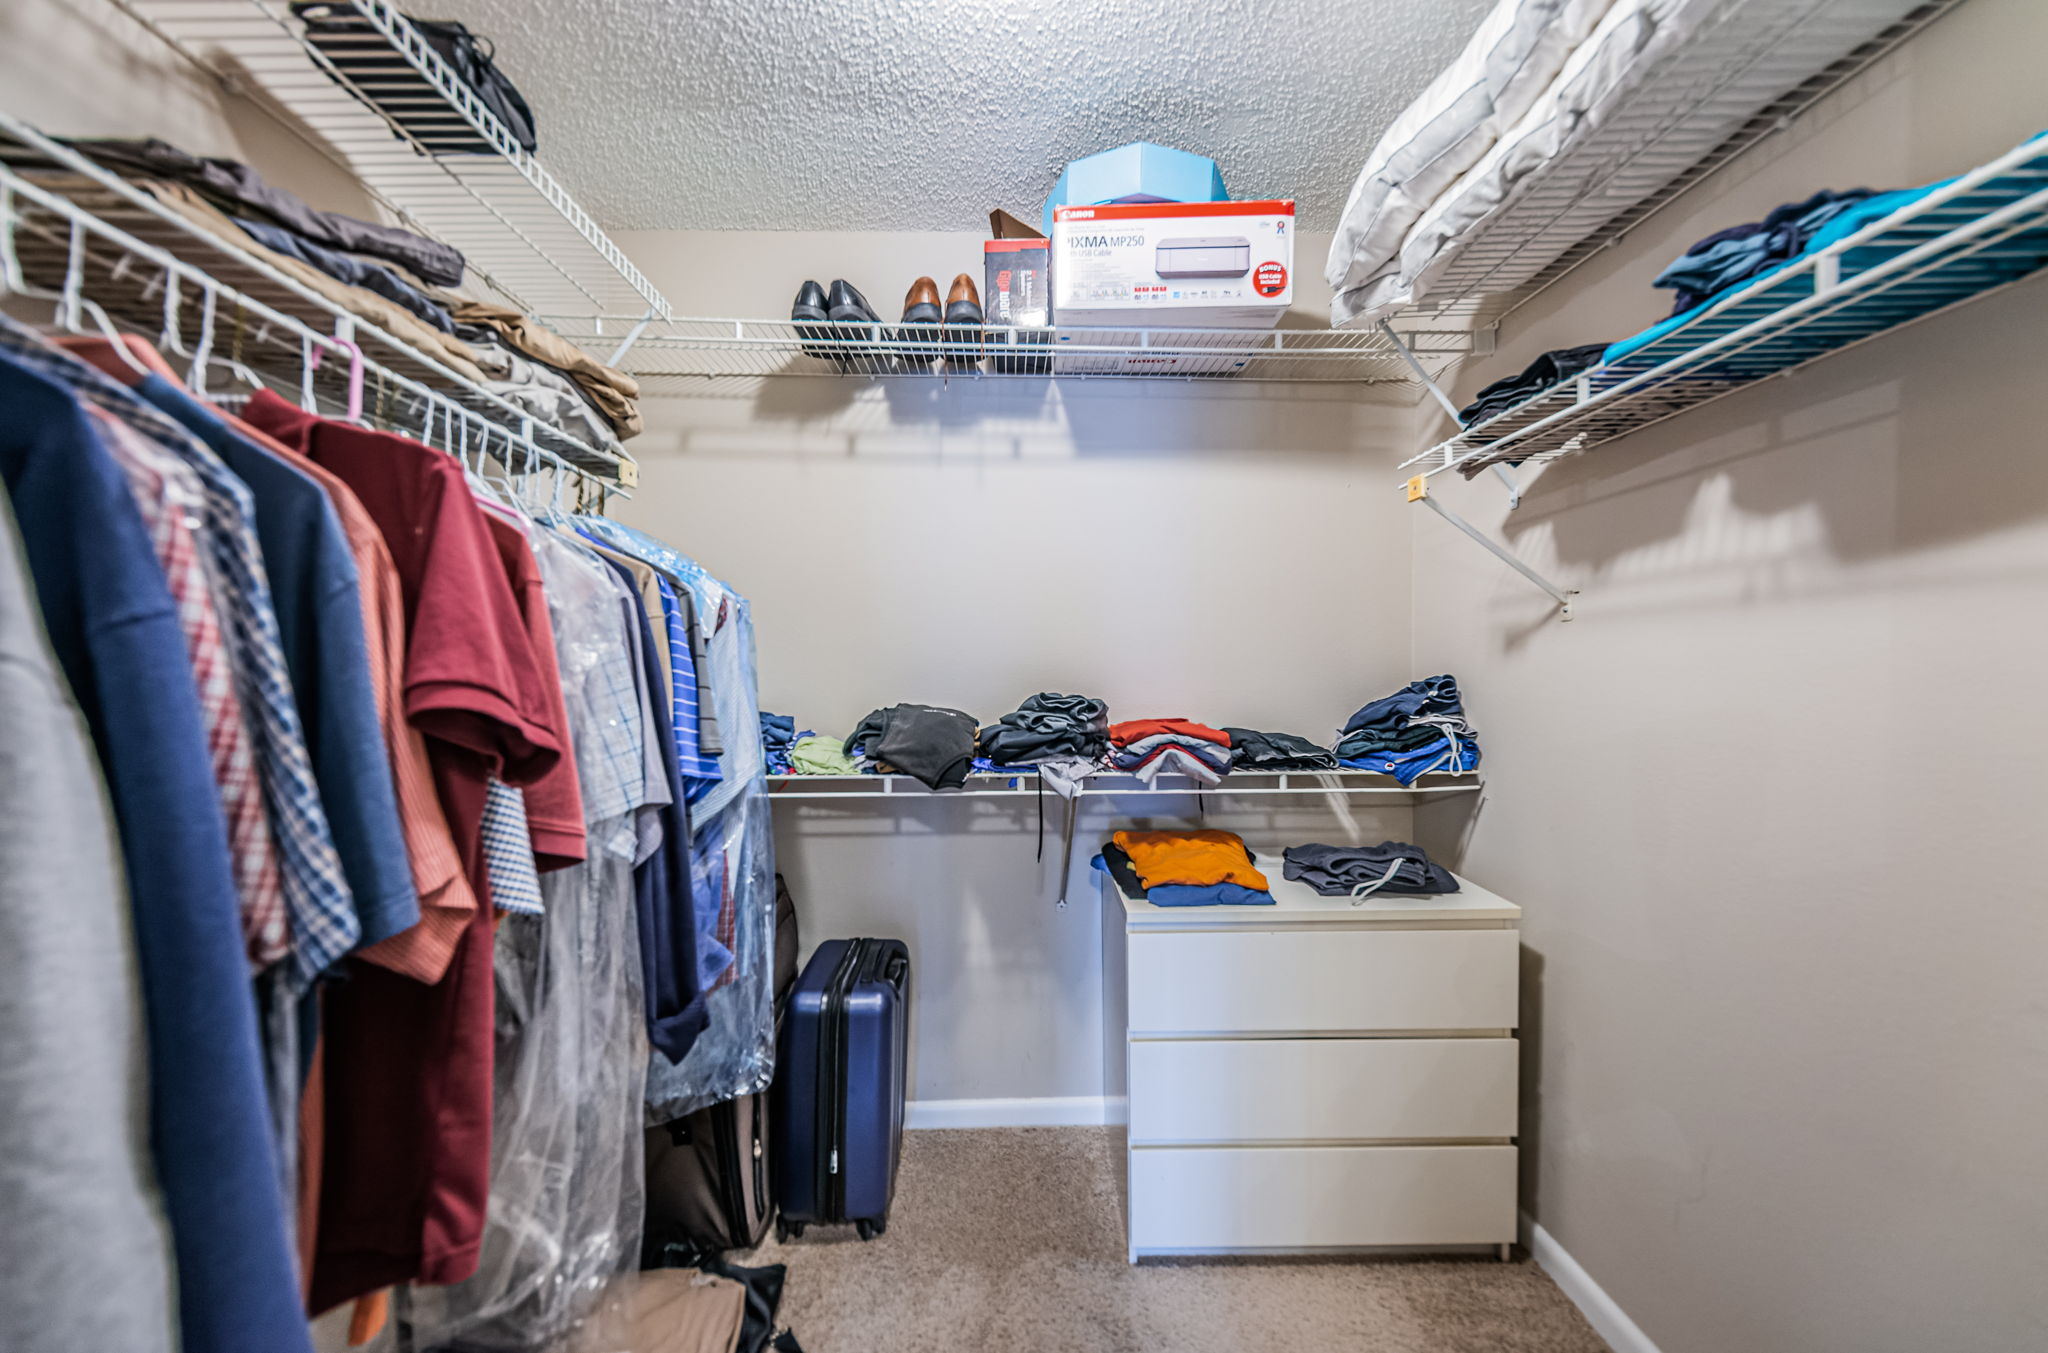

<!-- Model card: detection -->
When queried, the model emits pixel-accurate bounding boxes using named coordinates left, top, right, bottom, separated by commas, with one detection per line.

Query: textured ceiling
left=424, top=0, right=1492, bottom=232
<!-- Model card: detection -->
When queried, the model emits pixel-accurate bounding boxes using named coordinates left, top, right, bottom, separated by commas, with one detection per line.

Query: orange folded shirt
left=1111, top=830, right=1268, bottom=890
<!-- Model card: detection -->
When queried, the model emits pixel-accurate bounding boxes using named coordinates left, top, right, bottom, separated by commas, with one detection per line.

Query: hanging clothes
left=239, top=389, right=570, bottom=1310
left=0, top=332, right=312, bottom=1353
left=0, top=479, right=179, bottom=1353
left=402, top=518, right=657, bottom=1350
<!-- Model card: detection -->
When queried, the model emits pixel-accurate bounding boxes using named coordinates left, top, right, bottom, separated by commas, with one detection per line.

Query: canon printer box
left=1051, top=199, right=1294, bottom=328
left=1051, top=199, right=1293, bottom=373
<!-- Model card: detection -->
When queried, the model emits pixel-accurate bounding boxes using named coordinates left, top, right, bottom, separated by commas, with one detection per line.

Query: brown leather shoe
left=900, top=277, right=942, bottom=324
left=945, top=273, right=982, bottom=324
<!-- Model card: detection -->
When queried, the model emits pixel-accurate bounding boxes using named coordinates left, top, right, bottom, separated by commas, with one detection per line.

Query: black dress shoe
left=896, top=276, right=943, bottom=365
left=826, top=279, right=882, bottom=363
left=792, top=279, right=831, bottom=359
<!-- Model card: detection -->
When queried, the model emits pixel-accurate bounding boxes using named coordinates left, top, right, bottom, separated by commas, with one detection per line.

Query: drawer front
left=1128, top=1038, right=1517, bottom=1144
left=1129, top=1144, right=1517, bottom=1252
left=1127, top=927, right=1518, bottom=1034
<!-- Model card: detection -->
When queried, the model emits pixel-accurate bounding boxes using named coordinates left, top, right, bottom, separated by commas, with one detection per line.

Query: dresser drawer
left=1127, top=927, right=1519, bottom=1034
left=1128, top=1037, right=1517, bottom=1144
left=1128, top=1144, right=1517, bottom=1253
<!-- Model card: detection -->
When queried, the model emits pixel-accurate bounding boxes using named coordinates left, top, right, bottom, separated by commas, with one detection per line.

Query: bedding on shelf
left=1326, top=0, right=1936, bottom=328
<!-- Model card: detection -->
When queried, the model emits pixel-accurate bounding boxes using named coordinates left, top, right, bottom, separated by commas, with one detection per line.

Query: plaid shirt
left=2, top=332, right=360, bottom=989
left=86, top=407, right=289, bottom=969
left=480, top=779, right=544, bottom=916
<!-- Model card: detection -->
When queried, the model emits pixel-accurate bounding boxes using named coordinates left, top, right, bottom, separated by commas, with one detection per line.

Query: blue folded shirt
left=1145, top=881, right=1273, bottom=907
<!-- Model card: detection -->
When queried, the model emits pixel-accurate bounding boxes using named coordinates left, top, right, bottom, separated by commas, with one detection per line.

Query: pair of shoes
left=899, top=274, right=983, bottom=367
left=792, top=279, right=882, bottom=363
left=790, top=276, right=983, bottom=369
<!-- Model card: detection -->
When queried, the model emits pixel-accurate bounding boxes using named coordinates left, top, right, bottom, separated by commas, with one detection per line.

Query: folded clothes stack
left=451, top=301, right=643, bottom=440
left=1335, top=674, right=1480, bottom=785
left=1655, top=188, right=1876, bottom=317
left=844, top=704, right=979, bottom=790
left=1106, top=718, right=1233, bottom=788
left=65, top=136, right=467, bottom=283
left=977, top=692, right=1109, bottom=794
left=53, top=137, right=643, bottom=450
left=758, top=712, right=805, bottom=775
left=1221, top=727, right=1336, bottom=772
left=977, top=692, right=1110, bottom=763
left=1457, top=343, right=1610, bottom=427
left=1095, top=829, right=1272, bottom=907
left=1283, top=841, right=1458, bottom=899
left=465, top=337, right=626, bottom=457
left=789, top=734, right=858, bottom=776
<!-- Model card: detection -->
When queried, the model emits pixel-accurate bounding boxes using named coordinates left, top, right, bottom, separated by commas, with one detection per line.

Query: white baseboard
left=1521, top=1211, right=1663, bottom=1353
left=906, top=1095, right=1127, bottom=1129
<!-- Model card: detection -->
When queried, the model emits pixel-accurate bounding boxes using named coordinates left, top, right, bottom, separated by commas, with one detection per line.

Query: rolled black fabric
left=1282, top=842, right=1458, bottom=896
left=845, top=704, right=979, bottom=790
left=1222, top=727, right=1337, bottom=770
left=1457, top=344, right=1610, bottom=426
left=1097, top=843, right=1148, bottom=900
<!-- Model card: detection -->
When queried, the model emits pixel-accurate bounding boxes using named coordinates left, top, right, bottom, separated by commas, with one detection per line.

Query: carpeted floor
left=739, top=1127, right=1609, bottom=1353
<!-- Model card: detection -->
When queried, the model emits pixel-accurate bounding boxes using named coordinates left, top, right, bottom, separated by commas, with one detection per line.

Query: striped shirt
left=654, top=574, right=720, bottom=783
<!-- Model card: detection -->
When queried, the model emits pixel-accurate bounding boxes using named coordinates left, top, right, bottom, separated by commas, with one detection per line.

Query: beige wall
left=1410, top=0, right=2048, bottom=1347
left=612, top=229, right=1426, bottom=1104
left=3, top=0, right=404, bottom=237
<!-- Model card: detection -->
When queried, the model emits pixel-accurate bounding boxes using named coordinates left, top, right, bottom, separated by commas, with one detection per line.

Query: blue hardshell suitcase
left=772, top=938, right=910, bottom=1241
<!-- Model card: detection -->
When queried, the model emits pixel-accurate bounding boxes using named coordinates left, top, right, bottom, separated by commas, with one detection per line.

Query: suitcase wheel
left=856, top=1218, right=885, bottom=1241
left=778, top=1218, right=804, bottom=1242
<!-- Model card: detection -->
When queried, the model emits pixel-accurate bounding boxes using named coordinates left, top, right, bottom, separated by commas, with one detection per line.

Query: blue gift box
left=1042, top=142, right=1229, bottom=236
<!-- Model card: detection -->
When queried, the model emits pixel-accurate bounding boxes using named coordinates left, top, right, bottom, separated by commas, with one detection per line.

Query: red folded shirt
left=1108, top=718, right=1231, bottom=748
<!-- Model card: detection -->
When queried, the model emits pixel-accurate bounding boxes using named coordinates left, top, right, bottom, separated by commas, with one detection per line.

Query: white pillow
left=1323, top=0, right=1620, bottom=299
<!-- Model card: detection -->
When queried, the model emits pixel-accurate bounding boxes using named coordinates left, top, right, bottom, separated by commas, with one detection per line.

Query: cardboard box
left=984, top=237, right=1052, bottom=374
left=1051, top=200, right=1293, bottom=372
left=1041, top=142, right=1230, bottom=236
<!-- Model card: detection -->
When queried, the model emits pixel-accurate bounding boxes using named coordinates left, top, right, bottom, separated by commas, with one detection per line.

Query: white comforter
left=1326, top=0, right=1934, bottom=327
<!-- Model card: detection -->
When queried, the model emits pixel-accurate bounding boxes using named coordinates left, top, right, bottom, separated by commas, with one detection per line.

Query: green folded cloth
left=790, top=734, right=859, bottom=776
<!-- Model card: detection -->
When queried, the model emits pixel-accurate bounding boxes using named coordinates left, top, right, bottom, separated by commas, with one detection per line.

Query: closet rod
left=0, top=165, right=622, bottom=498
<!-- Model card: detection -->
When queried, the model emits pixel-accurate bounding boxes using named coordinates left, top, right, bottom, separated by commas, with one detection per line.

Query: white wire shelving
left=542, top=315, right=1472, bottom=389
left=1390, top=0, right=1961, bottom=327
left=0, top=113, right=629, bottom=487
left=764, top=770, right=1481, bottom=802
left=1396, top=126, right=2048, bottom=616
left=110, top=0, right=672, bottom=327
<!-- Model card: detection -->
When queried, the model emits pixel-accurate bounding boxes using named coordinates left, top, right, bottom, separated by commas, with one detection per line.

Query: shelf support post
left=1407, top=475, right=1575, bottom=619
left=605, top=304, right=660, bottom=366
left=1378, top=319, right=1462, bottom=422
left=1490, top=463, right=1523, bottom=510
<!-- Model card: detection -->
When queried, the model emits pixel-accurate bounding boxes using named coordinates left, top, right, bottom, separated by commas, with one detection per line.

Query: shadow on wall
left=638, top=376, right=1401, bottom=464
left=1518, top=944, right=1547, bottom=1221
left=1441, top=278, right=2048, bottom=612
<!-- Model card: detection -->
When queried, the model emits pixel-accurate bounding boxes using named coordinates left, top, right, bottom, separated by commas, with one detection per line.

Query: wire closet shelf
left=540, top=316, right=1473, bottom=388
left=1404, top=128, right=2048, bottom=483
left=109, top=0, right=671, bottom=325
left=0, top=114, right=629, bottom=484
left=764, top=770, right=1482, bottom=802
left=1393, top=0, right=1961, bottom=326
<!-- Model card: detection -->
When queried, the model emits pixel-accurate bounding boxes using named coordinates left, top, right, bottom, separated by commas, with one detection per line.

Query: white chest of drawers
left=1101, top=868, right=1521, bottom=1261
